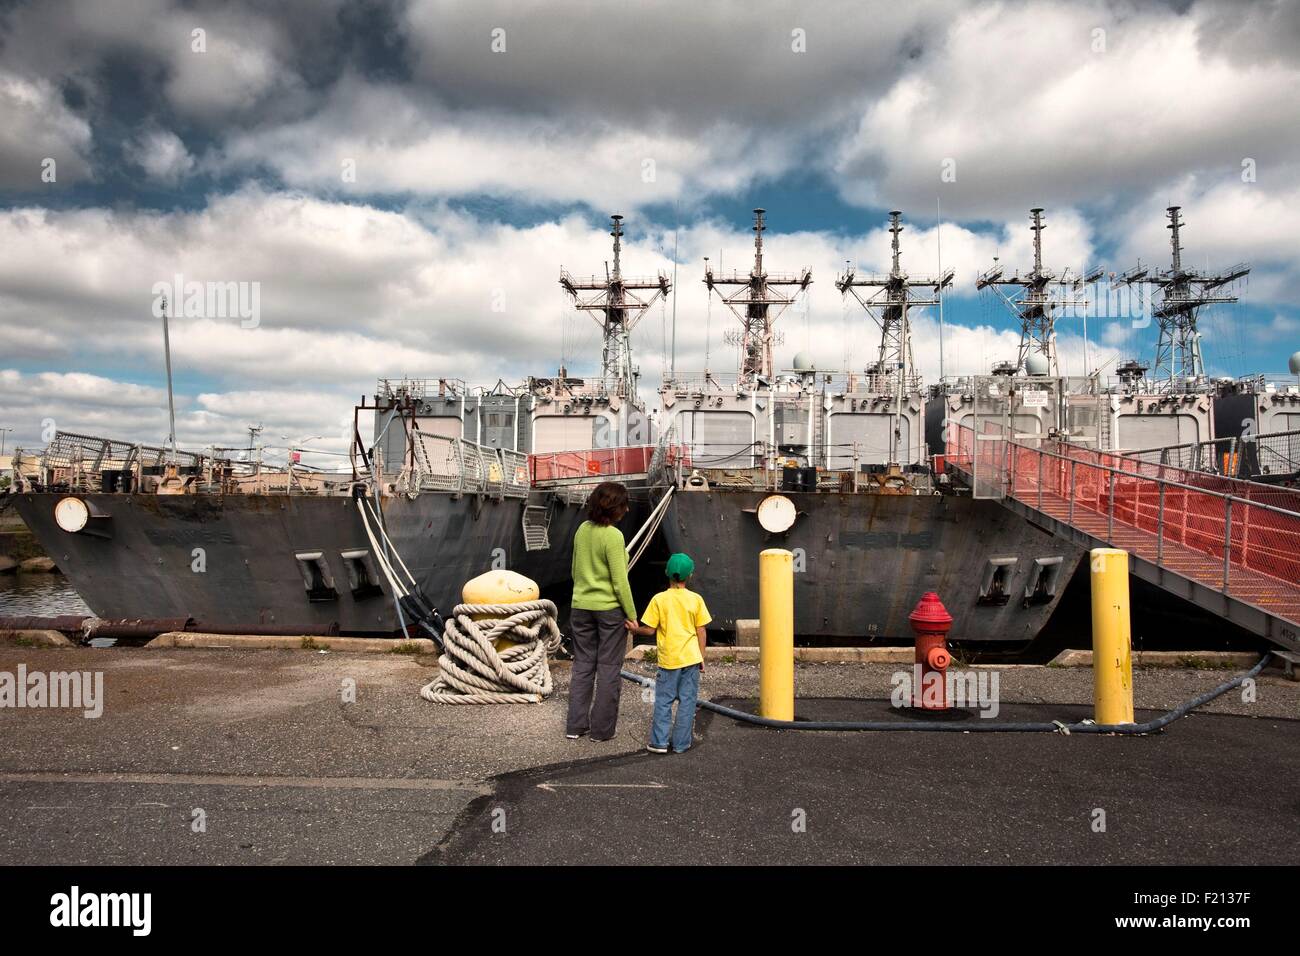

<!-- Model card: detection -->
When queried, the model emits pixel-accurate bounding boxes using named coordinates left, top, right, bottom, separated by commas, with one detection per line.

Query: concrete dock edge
left=1047, top=648, right=1262, bottom=668
left=0, top=629, right=73, bottom=647
left=147, top=632, right=438, bottom=654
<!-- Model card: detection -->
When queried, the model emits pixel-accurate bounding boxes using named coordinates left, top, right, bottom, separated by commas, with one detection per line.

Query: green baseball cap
left=665, top=552, right=695, bottom=581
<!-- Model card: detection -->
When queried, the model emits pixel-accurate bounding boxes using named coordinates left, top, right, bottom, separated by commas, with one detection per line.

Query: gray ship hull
left=661, top=490, right=1085, bottom=643
left=10, top=491, right=586, bottom=635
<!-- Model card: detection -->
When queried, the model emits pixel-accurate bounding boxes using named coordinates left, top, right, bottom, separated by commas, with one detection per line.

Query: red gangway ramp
left=947, top=423, right=1300, bottom=653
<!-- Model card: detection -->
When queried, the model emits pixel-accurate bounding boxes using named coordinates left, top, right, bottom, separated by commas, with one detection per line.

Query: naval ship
left=6, top=216, right=665, bottom=636
left=649, top=208, right=1086, bottom=644
left=651, top=204, right=1289, bottom=644
left=932, top=205, right=1296, bottom=479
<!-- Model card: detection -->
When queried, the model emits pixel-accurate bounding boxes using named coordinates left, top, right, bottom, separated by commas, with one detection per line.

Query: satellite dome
left=1290, top=351, right=1300, bottom=375
left=1024, top=353, right=1050, bottom=376
left=792, top=351, right=815, bottom=371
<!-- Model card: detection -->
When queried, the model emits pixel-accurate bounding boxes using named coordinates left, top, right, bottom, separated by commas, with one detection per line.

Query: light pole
left=161, top=295, right=178, bottom=464
left=0, top=427, right=13, bottom=459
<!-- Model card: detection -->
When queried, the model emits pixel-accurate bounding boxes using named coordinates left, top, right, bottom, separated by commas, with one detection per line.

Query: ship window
left=978, top=557, right=1018, bottom=606
left=294, top=551, right=338, bottom=603
left=1023, top=556, right=1063, bottom=606
left=340, top=549, right=384, bottom=601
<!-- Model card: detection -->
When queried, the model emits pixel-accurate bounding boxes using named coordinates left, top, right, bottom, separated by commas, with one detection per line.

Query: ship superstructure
left=1099, top=205, right=1252, bottom=450
left=835, top=210, right=953, bottom=468
left=559, top=214, right=669, bottom=406
left=10, top=198, right=1288, bottom=646
left=371, top=214, right=667, bottom=472
left=527, top=213, right=669, bottom=455
left=938, top=205, right=1263, bottom=457
left=1120, top=206, right=1249, bottom=389
left=9, top=215, right=672, bottom=637
left=976, top=207, right=1101, bottom=380
left=653, top=207, right=1082, bottom=641
left=655, top=209, right=815, bottom=474
left=933, top=207, right=1105, bottom=451
left=704, top=208, right=811, bottom=388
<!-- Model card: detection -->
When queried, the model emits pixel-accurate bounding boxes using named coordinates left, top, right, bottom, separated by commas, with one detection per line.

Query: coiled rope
left=420, top=600, right=563, bottom=704
left=418, top=486, right=670, bottom=704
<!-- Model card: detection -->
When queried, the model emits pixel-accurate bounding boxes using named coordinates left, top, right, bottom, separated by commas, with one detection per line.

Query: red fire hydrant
left=909, top=592, right=954, bottom=710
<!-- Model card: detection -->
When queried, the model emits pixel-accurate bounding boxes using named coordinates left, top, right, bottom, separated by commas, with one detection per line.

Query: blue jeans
left=650, top=664, right=700, bottom=752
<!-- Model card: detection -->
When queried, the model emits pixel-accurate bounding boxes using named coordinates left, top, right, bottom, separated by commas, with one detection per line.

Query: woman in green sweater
left=565, top=481, right=638, bottom=741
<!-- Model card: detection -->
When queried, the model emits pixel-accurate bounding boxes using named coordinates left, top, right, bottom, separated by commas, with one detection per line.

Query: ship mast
left=977, top=207, right=1100, bottom=377
left=1117, top=205, right=1250, bottom=389
left=560, top=214, right=671, bottom=399
left=705, top=208, right=812, bottom=387
left=837, top=210, right=953, bottom=394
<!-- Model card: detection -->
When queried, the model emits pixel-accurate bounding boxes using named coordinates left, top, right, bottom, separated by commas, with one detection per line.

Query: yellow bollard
left=759, top=548, right=795, bottom=720
left=461, top=569, right=540, bottom=652
left=1090, top=548, right=1134, bottom=724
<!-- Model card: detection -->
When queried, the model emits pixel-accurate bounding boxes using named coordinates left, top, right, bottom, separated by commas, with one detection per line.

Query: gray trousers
left=565, top=608, right=627, bottom=739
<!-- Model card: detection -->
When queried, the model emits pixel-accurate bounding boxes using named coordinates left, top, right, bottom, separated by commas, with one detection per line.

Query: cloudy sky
left=2, top=0, right=1298, bottom=466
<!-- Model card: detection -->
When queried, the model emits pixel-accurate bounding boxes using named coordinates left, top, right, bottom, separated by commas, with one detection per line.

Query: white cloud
left=0, top=369, right=166, bottom=408
left=126, top=128, right=195, bottom=183
left=213, top=75, right=795, bottom=210
left=1111, top=172, right=1300, bottom=304
left=833, top=0, right=1300, bottom=219
left=0, top=70, right=93, bottom=188
left=0, top=0, right=317, bottom=123
left=0, top=190, right=1109, bottom=454
left=3, top=0, right=1298, bottom=225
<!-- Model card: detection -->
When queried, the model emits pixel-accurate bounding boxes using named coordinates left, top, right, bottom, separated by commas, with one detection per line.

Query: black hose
left=619, top=653, right=1273, bottom=734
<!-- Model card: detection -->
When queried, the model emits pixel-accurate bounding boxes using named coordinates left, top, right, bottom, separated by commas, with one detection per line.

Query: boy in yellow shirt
left=628, top=552, right=712, bottom=754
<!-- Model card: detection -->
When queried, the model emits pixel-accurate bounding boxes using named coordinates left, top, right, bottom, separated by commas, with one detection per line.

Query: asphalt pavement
left=1, top=644, right=1296, bottom=865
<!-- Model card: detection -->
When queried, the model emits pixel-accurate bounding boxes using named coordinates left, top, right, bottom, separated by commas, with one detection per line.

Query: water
left=0, top=575, right=91, bottom=617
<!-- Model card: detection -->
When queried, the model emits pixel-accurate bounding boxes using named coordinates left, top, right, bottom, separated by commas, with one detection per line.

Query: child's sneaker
left=646, top=743, right=669, bottom=754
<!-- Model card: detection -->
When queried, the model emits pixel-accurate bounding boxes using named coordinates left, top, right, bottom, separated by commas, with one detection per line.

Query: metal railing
left=376, top=377, right=469, bottom=400
left=706, top=269, right=808, bottom=284
left=1043, top=438, right=1300, bottom=516
left=410, top=433, right=528, bottom=498
left=41, top=431, right=206, bottom=473
left=1254, top=428, right=1300, bottom=477
left=948, top=423, right=1300, bottom=600
left=559, top=269, right=667, bottom=289
left=1118, top=428, right=1300, bottom=480
left=656, top=440, right=934, bottom=493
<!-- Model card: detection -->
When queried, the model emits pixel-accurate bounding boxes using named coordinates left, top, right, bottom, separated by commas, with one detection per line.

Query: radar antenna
left=560, top=214, right=671, bottom=399
left=704, top=208, right=812, bottom=386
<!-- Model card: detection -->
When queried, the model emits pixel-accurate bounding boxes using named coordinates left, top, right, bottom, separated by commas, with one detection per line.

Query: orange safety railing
left=947, top=423, right=1300, bottom=602
left=1042, top=439, right=1300, bottom=514
left=528, top=445, right=657, bottom=484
